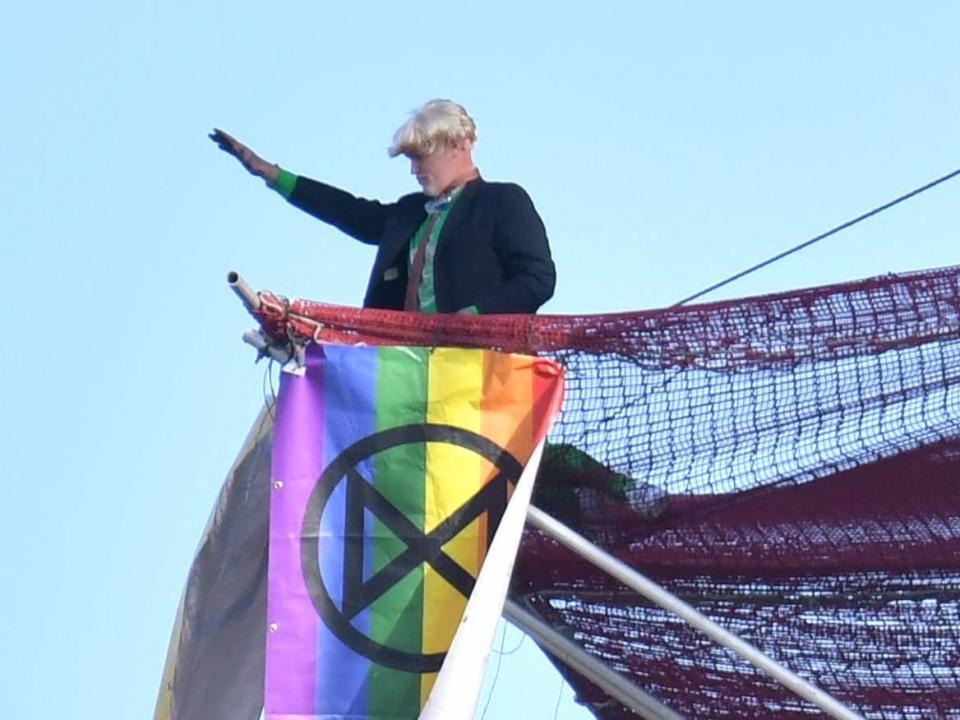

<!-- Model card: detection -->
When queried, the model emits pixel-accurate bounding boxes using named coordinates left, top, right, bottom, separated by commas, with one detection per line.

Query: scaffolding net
left=251, top=264, right=960, bottom=719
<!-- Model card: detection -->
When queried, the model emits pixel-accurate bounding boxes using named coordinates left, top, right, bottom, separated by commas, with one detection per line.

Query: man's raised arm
left=209, top=128, right=279, bottom=185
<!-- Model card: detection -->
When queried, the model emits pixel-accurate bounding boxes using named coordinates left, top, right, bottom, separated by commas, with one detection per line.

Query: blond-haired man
left=211, top=100, right=555, bottom=314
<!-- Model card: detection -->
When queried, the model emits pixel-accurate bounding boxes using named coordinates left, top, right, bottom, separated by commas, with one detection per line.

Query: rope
left=479, top=622, right=509, bottom=720
left=673, top=166, right=960, bottom=307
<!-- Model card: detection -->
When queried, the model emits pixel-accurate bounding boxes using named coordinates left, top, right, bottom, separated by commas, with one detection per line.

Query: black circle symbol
left=301, top=423, right=523, bottom=673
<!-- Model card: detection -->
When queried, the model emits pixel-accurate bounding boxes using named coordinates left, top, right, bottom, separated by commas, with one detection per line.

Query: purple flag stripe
left=266, top=349, right=326, bottom=714
left=313, top=344, right=379, bottom=714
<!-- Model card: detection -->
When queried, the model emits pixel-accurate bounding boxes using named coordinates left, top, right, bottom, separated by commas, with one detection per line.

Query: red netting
left=250, top=265, right=960, bottom=719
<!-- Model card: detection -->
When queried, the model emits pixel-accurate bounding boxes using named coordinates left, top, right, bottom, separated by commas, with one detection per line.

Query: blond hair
left=388, top=99, right=477, bottom=158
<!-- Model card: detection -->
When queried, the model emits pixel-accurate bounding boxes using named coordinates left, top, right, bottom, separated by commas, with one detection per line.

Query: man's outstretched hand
left=209, top=128, right=279, bottom=184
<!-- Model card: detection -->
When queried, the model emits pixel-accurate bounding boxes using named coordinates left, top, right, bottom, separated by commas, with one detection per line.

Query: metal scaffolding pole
left=504, top=599, right=685, bottom=720
left=525, top=506, right=865, bottom=720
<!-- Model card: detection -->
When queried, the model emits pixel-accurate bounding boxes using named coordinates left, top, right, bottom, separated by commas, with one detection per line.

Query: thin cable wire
left=672, top=166, right=960, bottom=307
left=480, top=622, right=509, bottom=720
left=261, top=361, right=272, bottom=415
left=491, top=626, right=526, bottom=656
left=262, top=358, right=278, bottom=421
left=552, top=675, right=565, bottom=720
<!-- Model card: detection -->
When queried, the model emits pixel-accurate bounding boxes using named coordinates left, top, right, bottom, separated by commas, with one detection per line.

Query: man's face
left=408, top=146, right=462, bottom=197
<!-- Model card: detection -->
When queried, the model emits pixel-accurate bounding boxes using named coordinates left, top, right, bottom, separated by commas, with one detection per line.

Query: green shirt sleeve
left=271, top=167, right=298, bottom=198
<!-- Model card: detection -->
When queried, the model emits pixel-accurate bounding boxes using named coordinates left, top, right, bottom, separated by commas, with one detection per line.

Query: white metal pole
left=503, top=599, right=685, bottom=720
left=227, top=271, right=260, bottom=311
left=242, top=329, right=292, bottom=365
left=525, top=506, right=865, bottom=720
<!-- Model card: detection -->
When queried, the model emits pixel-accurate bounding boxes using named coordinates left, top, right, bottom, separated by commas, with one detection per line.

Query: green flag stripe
left=369, top=347, right=429, bottom=716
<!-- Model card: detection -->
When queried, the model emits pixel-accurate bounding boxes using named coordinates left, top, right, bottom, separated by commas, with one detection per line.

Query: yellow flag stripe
left=420, top=348, right=485, bottom=703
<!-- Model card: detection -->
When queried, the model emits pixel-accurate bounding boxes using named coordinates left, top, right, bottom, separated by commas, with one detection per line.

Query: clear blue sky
left=2, top=3, right=958, bottom=718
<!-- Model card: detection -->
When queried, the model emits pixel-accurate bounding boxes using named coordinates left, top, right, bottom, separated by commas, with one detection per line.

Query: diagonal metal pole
left=504, top=599, right=686, bottom=720
left=524, top=505, right=865, bottom=720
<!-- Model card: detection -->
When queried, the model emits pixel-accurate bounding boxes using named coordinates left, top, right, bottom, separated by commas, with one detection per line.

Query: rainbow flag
left=266, top=343, right=564, bottom=720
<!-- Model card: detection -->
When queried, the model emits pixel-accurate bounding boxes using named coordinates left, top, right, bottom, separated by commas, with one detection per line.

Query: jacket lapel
left=374, top=197, right=427, bottom=277
left=374, top=177, right=484, bottom=279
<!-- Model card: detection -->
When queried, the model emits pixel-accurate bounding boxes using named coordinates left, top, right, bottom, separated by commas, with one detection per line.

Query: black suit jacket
left=286, top=175, right=555, bottom=313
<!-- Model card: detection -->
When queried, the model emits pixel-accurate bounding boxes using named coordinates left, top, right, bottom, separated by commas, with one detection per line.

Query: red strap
left=403, top=214, right=440, bottom=311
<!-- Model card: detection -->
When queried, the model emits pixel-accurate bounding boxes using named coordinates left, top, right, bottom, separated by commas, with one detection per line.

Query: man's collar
left=424, top=167, right=480, bottom=213
left=425, top=176, right=476, bottom=214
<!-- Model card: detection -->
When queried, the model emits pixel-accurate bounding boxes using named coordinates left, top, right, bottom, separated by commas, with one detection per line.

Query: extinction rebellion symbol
left=300, top=424, right=523, bottom=673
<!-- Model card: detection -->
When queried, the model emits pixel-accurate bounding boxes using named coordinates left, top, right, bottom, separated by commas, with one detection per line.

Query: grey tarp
left=154, top=408, right=273, bottom=720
